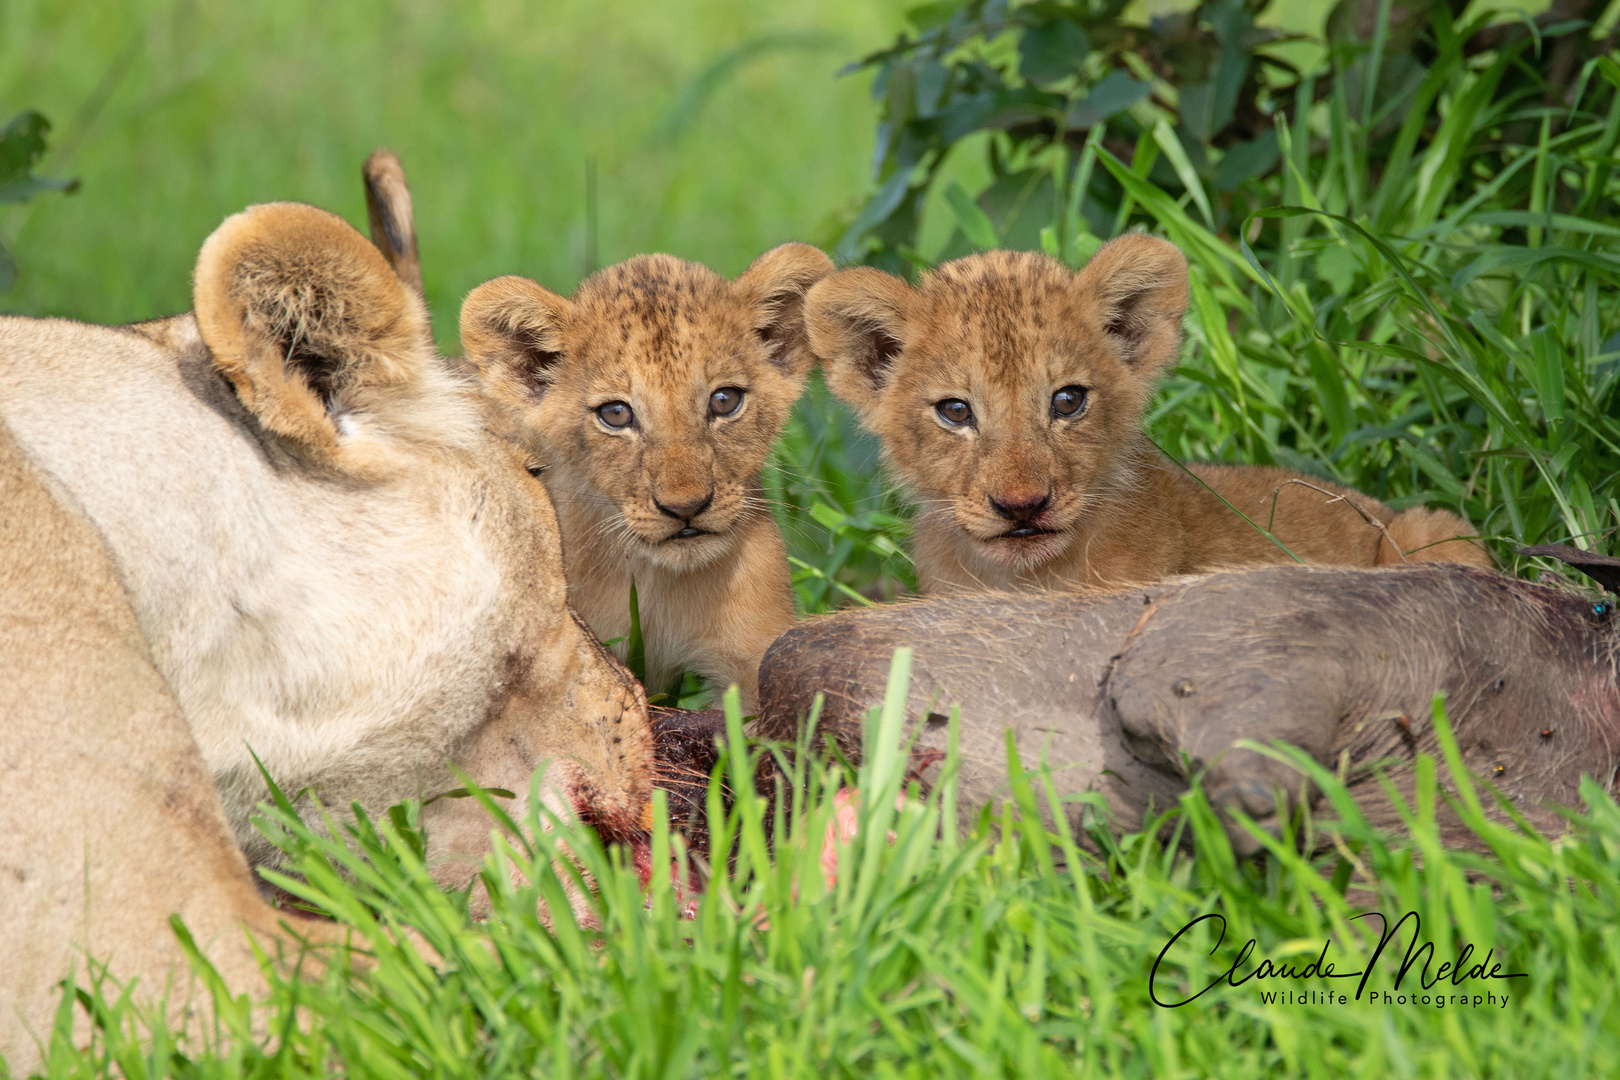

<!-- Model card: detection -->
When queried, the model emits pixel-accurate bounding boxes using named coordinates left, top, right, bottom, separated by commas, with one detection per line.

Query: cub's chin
left=973, top=528, right=1072, bottom=571
left=632, top=527, right=736, bottom=573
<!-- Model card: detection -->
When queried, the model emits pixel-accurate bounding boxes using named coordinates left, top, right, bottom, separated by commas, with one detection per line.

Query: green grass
left=17, top=674, right=1620, bottom=1079
left=1130, top=45, right=1620, bottom=574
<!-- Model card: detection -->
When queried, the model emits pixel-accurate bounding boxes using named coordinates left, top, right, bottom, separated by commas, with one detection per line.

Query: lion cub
left=461, top=245, right=832, bottom=708
left=805, top=236, right=1489, bottom=593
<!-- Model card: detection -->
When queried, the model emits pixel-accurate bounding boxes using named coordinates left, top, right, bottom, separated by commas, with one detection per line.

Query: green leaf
left=654, top=33, right=842, bottom=142
left=1305, top=343, right=1355, bottom=444
left=915, top=59, right=949, bottom=117
left=1206, top=2, right=1252, bottom=132
left=1178, top=80, right=1217, bottom=142
left=1212, top=130, right=1278, bottom=191
left=1065, top=69, right=1149, bottom=128
left=1463, top=211, right=1620, bottom=239
left=0, top=111, right=52, bottom=186
left=835, top=168, right=912, bottom=263
left=1187, top=265, right=1243, bottom=402
left=1018, top=18, right=1089, bottom=85
left=906, top=0, right=963, bottom=31
left=787, top=555, right=875, bottom=607
left=1451, top=246, right=1620, bottom=290
left=1152, top=119, right=1214, bottom=229
left=944, top=181, right=999, bottom=250
left=1096, top=146, right=1263, bottom=290
left=626, top=578, right=646, bottom=684
left=1527, top=327, right=1567, bottom=426
left=809, top=501, right=848, bottom=531
left=0, top=110, right=79, bottom=204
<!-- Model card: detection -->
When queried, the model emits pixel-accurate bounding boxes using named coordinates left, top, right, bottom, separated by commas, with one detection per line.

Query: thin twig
left=1279, top=478, right=1408, bottom=563
left=1147, top=436, right=1305, bottom=563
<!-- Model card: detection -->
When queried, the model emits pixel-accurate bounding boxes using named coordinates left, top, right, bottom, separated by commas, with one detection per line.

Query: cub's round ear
left=459, top=276, right=573, bottom=414
left=733, top=242, right=835, bottom=378
left=1073, top=234, right=1189, bottom=373
left=803, top=268, right=912, bottom=416
left=193, top=201, right=434, bottom=460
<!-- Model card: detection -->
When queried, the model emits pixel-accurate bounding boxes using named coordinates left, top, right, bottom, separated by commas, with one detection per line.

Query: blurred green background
left=2, top=0, right=1362, bottom=348
left=0, top=0, right=917, bottom=347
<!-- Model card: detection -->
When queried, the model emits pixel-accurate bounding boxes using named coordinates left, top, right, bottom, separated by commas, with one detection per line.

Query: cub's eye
left=1051, top=385, right=1088, bottom=418
left=935, top=399, right=974, bottom=427
left=709, top=386, right=745, bottom=417
left=526, top=463, right=548, bottom=478
left=596, top=401, right=634, bottom=429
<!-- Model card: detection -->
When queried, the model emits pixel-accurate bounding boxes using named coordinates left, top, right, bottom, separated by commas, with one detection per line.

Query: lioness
left=805, top=237, right=1490, bottom=592
left=1, top=202, right=654, bottom=1067
left=460, top=245, right=832, bottom=709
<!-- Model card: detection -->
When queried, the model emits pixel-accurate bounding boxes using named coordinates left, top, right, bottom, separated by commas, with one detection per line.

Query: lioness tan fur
left=805, top=237, right=1490, bottom=592
left=1, top=202, right=654, bottom=1068
left=0, top=418, right=337, bottom=1069
left=460, top=245, right=833, bottom=708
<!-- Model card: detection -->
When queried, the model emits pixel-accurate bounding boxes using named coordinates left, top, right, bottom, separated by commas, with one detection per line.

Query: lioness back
left=461, top=245, right=833, bottom=708
left=805, top=239, right=1490, bottom=592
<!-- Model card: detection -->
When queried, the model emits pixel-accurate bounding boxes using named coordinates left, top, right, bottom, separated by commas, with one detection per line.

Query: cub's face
left=806, top=238, right=1189, bottom=572
left=461, top=247, right=831, bottom=572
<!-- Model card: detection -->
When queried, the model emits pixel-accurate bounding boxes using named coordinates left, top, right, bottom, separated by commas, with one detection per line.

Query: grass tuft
left=21, top=664, right=1620, bottom=1078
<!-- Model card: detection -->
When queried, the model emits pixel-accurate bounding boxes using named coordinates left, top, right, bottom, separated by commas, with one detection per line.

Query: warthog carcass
left=749, top=563, right=1618, bottom=853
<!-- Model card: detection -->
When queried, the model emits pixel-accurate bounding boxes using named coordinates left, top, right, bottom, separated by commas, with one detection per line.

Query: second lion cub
left=461, top=245, right=831, bottom=708
left=805, top=235, right=1490, bottom=593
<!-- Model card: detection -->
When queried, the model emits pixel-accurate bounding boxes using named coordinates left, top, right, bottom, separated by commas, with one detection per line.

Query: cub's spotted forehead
left=918, top=250, right=1077, bottom=323
left=907, top=251, right=1083, bottom=378
left=557, top=254, right=758, bottom=382
left=568, top=254, right=750, bottom=372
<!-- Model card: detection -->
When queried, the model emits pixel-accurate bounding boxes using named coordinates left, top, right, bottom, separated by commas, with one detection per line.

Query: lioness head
left=806, top=236, right=1188, bottom=573
left=13, top=201, right=658, bottom=875
left=459, top=245, right=832, bottom=573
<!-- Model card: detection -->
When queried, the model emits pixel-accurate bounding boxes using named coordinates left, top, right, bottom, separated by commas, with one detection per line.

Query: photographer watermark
left=1149, top=910, right=1526, bottom=1010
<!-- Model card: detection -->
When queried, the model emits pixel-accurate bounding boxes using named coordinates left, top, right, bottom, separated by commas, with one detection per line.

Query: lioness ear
left=363, top=148, right=423, bottom=301
left=733, top=242, right=834, bottom=377
left=193, top=201, right=435, bottom=460
left=459, top=276, right=572, bottom=414
left=1073, top=234, right=1189, bottom=372
left=803, top=267, right=912, bottom=414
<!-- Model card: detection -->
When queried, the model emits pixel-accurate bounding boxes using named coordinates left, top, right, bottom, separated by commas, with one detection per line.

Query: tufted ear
left=192, top=201, right=436, bottom=461
left=732, top=242, right=834, bottom=378
left=1072, top=234, right=1189, bottom=373
left=803, top=267, right=913, bottom=416
left=362, top=148, right=423, bottom=300
left=459, top=276, right=573, bottom=415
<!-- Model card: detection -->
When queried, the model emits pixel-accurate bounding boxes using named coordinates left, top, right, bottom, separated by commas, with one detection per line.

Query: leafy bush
left=780, top=0, right=1620, bottom=595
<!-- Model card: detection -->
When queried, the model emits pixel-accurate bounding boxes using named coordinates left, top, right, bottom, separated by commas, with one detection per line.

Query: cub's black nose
left=655, top=492, right=713, bottom=521
left=989, top=492, right=1051, bottom=522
